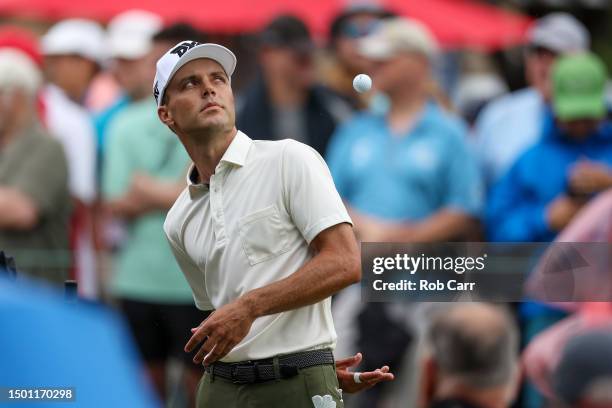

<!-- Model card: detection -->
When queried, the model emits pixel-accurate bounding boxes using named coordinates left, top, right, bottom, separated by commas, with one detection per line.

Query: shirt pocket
left=238, top=205, right=290, bottom=265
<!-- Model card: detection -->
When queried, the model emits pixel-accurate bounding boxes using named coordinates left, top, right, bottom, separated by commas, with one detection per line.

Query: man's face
left=111, top=54, right=156, bottom=100
left=557, top=118, right=602, bottom=140
left=335, top=14, right=381, bottom=74
left=525, top=46, right=558, bottom=101
left=44, top=55, right=98, bottom=101
left=260, top=47, right=313, bottom=89
left=159, top=58, right=235, bottom=137
left=371, top=52, right=428, bottom=96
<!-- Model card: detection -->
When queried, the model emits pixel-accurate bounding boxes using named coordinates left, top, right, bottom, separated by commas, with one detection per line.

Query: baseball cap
left=552, top=52, right=607, bottom=121
left=153, top=41, right=236, bottom=106
left=528, top=12, right=590, bottom=54
left=259, top=15, right=313, bottom=54
left=358, top=18, right=438, bottom=61
left=553, top=329, right=612, bottom=405
left=0, top=49, right=42, bottom=95
left=41, top=19, right=106, bottom=64
left=107, top=10, right=163, bottom=60
left=0, top=26, right=43, bottom=67
left=329, top=3, right=393, bottom=41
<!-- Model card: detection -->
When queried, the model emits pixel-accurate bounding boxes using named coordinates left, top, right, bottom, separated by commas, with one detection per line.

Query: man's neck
left=387, top=90, right=427, bottom=135
left=186, top=128, right=238, bottom=184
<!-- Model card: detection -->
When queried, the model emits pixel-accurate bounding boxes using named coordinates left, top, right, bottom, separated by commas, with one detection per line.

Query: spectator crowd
left=1, top=5, right=612, bottom=408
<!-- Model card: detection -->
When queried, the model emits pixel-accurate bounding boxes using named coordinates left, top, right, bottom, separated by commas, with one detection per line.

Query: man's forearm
left=390, top=209, right=479, bottom=242
left=240, top=229, right=360, bottom=318
left=0, top=187, right=38, bottom=229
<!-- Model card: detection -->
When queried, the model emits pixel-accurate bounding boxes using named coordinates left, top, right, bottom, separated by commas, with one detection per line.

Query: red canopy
left=385, top=0, right=532, bottom=50
left=0, top=0, right=532, bottom=50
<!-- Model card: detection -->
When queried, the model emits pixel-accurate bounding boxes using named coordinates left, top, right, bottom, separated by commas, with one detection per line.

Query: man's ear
left=157, top=105, right=174, bottom=127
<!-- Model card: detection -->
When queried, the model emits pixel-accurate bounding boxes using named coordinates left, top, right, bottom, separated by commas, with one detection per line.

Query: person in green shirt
left=0, top=49, right=70, bottom=285
left=102, top=23, right=209, bottom=407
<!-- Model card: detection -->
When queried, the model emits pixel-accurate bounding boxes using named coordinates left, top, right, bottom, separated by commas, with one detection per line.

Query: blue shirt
left=486, top=118, right=612, bottom=243
left=0, top=275, right=159, bottom=408
left=474, top=88, right=545, bottom=188
left=326, top=102, right=483, bottom=221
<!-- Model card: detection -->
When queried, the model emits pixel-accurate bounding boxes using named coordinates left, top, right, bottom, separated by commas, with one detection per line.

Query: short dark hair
left=259, top=15, right=313, bottom=53
left=153, top=22, right=207, bottom=45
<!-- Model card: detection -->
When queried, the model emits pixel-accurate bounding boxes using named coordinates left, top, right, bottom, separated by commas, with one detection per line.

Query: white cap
left=41, top=19, right=106, bottom=64
left=528, top=12, right=590, bottom=54
left=153, top=41, right=236, bottom=106
left=0, top=49, right=42, bottom=95
left=359, top=18, right=438, bottom=61
left=107, top=10, right=163, bottom=60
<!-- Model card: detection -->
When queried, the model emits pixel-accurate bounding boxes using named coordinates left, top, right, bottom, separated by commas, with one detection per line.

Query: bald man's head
left=428, top=303, right=519, bottom=389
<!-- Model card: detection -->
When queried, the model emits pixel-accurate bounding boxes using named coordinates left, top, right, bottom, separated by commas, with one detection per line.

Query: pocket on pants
left=302, top=365, right=344, bottom=408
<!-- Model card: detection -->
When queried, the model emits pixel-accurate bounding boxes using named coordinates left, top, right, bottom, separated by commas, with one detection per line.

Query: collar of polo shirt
left=186, top=131, right=252, bottom=198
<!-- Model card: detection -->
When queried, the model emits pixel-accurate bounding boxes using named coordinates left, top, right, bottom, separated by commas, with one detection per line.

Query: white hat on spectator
left=107, top=10, right=163, bottom=60
left=528, top=12, right=590, bottom=54
left=0, top=49, right=42, bottom=96
left=358, top=17, right=438, bottom=61
left=41, top=19, right=106, bottom=64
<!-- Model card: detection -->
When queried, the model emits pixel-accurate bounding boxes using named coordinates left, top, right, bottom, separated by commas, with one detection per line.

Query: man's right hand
left=546, top=195, right=584, bottom=232
left=185, top=298, right=255, bottom=365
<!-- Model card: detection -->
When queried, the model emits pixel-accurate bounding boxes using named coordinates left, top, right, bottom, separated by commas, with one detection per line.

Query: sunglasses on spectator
left=340, top=20, right=380, bottom=39
left=527, top=45, right=559, bottom=58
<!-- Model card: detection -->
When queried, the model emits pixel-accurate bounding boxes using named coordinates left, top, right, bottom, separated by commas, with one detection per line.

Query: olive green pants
left=196, top=364, right=344, bottom=408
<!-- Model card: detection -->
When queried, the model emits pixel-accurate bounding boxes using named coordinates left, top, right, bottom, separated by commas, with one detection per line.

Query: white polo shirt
left=164, top=131, right=352, bottom=362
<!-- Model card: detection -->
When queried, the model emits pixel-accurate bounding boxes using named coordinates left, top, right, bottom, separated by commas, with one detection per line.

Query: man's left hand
left=185, top=299, right=255, bottom=365
left=569, top=161, right=612, bottom=195
left=335, top=352, right=395, bottom=393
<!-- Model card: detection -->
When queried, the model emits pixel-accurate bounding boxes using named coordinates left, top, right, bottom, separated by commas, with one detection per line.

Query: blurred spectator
left=327, top=18, right=483, bottom=408
left=41, top=19, right=105, bottom=105
left=237, top=15, right=352, bottom=156
left=41, top=19, right=102, bottom=295
left=552, top=329, right=612, bottom=407
left=475, top=13, right=590, bottom=187
left=0, top=274, right=160, bottom=408
left=95, top=10, right=163, bottom=165
left=487, top=52, right=612, bottom=408
left=486, top=52, right=612, bottom=242
left=454, top=73, right=508, bottom=127
left=321, top=3, right=393, bottom=110
left=0, top=26, right=46, bottom=122
left=421, top=303, right=519, bottom=408
left=522, top=190, right=612, bottom=405
left=102, top=23, right=208, bottom=406
left=0, top=49, right=70, bottom=284
left=453, top=53, right=508, bottom=127
left=328, top=18, right=482, bottom=243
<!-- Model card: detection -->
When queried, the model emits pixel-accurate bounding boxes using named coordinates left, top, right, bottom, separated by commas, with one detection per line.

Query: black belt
left=205, top=349, right=334, bottom=384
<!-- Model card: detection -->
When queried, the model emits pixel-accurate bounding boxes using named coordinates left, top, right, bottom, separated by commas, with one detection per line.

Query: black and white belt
left=204, top=348, right=335, bottom=384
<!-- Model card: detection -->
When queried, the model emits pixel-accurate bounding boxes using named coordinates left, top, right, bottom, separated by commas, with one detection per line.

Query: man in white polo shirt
left=154, top=41, right=364, bottom=407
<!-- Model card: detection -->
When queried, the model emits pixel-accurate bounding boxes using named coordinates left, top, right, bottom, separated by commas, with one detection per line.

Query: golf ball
left=353, top=74, right=372, bottom=93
